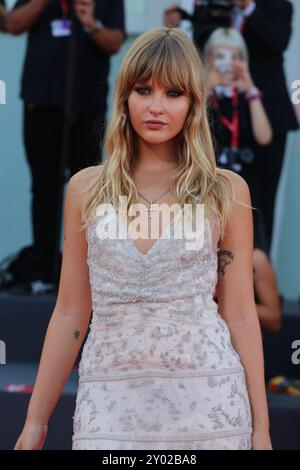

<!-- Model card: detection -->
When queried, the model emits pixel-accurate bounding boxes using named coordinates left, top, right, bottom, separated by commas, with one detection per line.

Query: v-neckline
left=117, top=212, right=177, bottom=259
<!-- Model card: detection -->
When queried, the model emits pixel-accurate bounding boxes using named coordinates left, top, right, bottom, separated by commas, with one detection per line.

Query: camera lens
left=239, top=148, right=255, bottom=164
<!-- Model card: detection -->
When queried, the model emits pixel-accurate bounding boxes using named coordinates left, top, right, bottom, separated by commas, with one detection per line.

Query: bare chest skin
left=124, top=170, right=179, bottom=256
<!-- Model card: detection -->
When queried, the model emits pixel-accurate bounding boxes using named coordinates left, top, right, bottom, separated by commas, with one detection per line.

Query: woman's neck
left=134, top=139, right=178, bottom=173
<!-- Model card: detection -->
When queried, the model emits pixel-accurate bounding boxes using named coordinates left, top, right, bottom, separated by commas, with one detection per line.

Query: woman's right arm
left=14, top=168, right=95, bottom=450
left=6, top=0, right=50, bottom=35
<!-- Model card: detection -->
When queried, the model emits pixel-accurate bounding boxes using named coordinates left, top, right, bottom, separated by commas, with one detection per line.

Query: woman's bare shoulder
left=217, top=168, right=250, bottom=193
left=71, top=163, right=105, bottom=185
left=217, top=169, right=252, bottom=211
left=69, top=163, right=106, bottom=212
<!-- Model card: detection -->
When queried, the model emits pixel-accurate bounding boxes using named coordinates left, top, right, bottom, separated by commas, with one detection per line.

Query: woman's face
left=210, top=45, right=241, bottom=69
left=127, top=79, right=190, bottom=145
left=207, top=45, right=242, bottom=86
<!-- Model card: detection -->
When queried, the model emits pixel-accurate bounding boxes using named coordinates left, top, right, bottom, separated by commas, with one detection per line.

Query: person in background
left=165, top=0, right=299, bottom=253
left=0, top=0, right=6, bottom=31
left=204, top=28, right=272, bottom=215
left=1, top=0, right=125, bottom=295
left=213, top=210, right=282, bottom=333
left=252, top=209, right=282, bottom=334
left=213, top=246, right=282, bottom=333
left=252, top=247, right=282, bottom=333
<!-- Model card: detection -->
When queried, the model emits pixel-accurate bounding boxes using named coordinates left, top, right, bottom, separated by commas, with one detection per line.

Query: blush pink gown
left=72, top=211, right=253, bottom=450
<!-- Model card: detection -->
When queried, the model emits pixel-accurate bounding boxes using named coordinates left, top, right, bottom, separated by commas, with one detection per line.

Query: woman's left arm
left=233, top=61, right=273, bottom=146
left=247, top=97, right=273, bottom=146
left=216, top=170, right=272, bottom=450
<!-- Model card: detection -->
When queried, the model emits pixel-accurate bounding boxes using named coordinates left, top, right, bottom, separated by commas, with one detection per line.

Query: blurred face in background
left=209, top=45, right=242, bottom=86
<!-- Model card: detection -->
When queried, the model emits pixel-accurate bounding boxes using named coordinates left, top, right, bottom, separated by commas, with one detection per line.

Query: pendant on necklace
left=147, top=204, right=157, bottom=219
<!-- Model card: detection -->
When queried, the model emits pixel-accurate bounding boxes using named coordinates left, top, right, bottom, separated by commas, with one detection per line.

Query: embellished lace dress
left=72, top=210, right=253, bottom=450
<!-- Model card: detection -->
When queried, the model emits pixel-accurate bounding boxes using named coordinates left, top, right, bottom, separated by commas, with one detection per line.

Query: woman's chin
left=140, top=133, right=175, bottom=145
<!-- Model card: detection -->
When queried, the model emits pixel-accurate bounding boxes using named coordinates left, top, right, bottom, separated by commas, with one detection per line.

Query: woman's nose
left=149, top=92, right=165, bottom=115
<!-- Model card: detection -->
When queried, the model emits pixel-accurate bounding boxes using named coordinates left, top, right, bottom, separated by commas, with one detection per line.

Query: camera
left=213, top=47, right=235, bottom=75
left=217, top=146, right=255, bottom=172
left=176, top=0, right=233, bottom=26
left=217, top=63, right=232, bottom=74
left=195, top=1, right=233, bottom=25
left=175, top=0, right=235, bottom=50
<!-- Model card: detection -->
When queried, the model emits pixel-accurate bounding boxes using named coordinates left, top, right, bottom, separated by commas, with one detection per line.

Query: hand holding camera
left=164, top=4, right=182, bottom=28
left=74, top=0, right=96, bottom=30
left=206, top=47, right=235, bottom=90
left=231, top=60, right=255, bottom=93
left=164, top=1, right=253, bottom=29
left=206, top=46, right=255, bottom=93
left=206, top=65, right=226, bottom=91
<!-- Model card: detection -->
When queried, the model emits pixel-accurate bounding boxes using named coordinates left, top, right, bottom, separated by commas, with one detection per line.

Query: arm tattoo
left=217, top=250, right=234, bottom=276
left=74, top=330, right=80, bottom=340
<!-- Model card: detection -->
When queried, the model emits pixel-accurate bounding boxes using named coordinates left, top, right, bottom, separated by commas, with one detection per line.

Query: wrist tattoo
left=74, top=330, right=80, bottom=340
left=217, top=250, right=234, bottom=276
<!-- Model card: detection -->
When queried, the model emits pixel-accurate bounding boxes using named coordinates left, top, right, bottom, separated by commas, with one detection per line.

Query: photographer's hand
left=6, top=0, right=51, bottom=35
left=74, top=0, right=95, bottom=30
left=231, top=60, right=273, bottom=145
left=74, top=0, right=124, bottom=55
left=164, top=4, right=181, bottom=28
left=231, top=60, right=254, bottom=93
left=206, top=66, right=223, bottom=93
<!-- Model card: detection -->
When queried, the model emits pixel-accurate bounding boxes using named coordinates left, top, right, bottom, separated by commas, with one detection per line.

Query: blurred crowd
left=1, top=0, right=299, bottom=333
left=0, top=0, right=125, bottom=293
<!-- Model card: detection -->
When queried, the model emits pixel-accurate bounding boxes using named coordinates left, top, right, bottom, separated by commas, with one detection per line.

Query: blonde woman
left=204, top=27, right=273, bottom=205
left=14, top=27, right=272, bottom=450
left=204, top=27, right=273, bottom=154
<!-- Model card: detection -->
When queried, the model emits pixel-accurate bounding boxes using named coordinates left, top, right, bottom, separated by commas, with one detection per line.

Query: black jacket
left=12, top=0, right=125, bottom=112
left=243, top=0, right=299, bottom=133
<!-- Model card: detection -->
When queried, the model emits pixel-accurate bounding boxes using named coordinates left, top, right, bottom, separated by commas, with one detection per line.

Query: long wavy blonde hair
left=81, top=27, right=243, bottom=239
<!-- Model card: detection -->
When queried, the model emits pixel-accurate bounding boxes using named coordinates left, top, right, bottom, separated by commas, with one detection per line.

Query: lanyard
left=211, top=87, right=240, bottom=149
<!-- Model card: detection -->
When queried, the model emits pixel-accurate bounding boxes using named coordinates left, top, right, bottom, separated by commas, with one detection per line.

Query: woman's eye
left=167, top=90, right=182, bottom=97
left=135, top=87, right=151, bottom=95
left=134, top=87, right=182, bottom=97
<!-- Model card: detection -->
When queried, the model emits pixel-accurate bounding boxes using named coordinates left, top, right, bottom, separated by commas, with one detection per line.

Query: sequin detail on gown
left=72, top=210, right=253, bottom=450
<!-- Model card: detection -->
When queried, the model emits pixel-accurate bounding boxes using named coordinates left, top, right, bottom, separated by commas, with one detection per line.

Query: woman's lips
left=144, top=121, right=167, bottom=129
